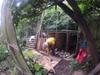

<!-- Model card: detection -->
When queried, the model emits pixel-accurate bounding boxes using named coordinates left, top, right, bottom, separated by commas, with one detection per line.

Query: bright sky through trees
left=0, top=0, right=3, bottom=27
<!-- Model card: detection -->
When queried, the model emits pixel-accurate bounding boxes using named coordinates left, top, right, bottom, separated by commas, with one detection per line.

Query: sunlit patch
left=0, top=0, right=3, bottom=27
left=16, top=2, right=21, bottom=7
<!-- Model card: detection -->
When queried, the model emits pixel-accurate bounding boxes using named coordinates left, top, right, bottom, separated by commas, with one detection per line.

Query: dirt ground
left=71, top=70, right=86, bottom=75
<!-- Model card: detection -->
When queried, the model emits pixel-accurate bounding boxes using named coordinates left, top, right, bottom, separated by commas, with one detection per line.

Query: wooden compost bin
left=36, top=31, right=78, bottom=53
left=47, top=32, right=67, bottom=51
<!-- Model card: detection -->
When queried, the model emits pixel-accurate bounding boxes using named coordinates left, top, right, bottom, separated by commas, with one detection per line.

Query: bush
left=0, top=44, right=8, bottom=62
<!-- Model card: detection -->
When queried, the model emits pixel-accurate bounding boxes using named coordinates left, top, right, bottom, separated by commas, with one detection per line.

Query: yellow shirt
left=46, top=37, right=56, bottom=45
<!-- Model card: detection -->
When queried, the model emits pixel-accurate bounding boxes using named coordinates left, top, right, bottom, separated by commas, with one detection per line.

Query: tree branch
left=57, top=1, right=99, bottom=65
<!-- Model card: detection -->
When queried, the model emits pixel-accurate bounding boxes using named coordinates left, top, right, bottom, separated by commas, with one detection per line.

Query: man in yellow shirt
left=43, top=37, right=56, bottom=55
left=42, top=37, right=56, bottom=73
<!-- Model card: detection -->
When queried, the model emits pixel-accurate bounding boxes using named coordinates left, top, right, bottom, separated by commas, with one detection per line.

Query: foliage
left=23, top=49, right=48, bottom=75
left=69, top=58, right=92, bottom=72
left=10, top=0, right=100, bottom=73
left=12, top=0, right=100, bottom=42
left=12, top=0, right=50, bottom=27
left=12, top=0, right=48, bottom=49
left=15, top=17, right=37, bottom=48
left=33, top=63, right=47, bottom=75
left=42, top=6, right=78, bottom=31
left=69, top=59, right=79, bottom=70
left=0, top=44, right=8, bottom=62
left=77, top=0, right=100, bottom=15
left=34, top=63, right=42, bottom=71
left=12, top=0, right=100, bottom=28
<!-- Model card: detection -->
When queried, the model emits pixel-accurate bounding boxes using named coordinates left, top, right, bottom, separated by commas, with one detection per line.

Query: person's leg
left=50, top=45, right=55, bottom=56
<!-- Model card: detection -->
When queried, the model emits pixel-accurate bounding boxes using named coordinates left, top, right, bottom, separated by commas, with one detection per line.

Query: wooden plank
left=27, top=49, right=61, bottom=71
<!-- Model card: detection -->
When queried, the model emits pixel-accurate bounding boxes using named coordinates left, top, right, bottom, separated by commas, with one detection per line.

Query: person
left=43, top=37, right=56, bottom=55
left=75, top=40, right=88, bottom=64
left=42, top=37, right=56, bottom=74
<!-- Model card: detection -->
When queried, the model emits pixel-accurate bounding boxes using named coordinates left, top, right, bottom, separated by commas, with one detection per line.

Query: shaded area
left=54, top=59, right=71, bottom=75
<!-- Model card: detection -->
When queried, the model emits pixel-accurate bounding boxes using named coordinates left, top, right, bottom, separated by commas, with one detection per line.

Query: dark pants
left=49, top=45, right=55, bottom=56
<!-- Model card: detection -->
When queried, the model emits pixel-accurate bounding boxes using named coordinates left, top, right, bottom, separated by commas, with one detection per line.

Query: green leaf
left=78, top=3, right=88, bottom=13
left=34, top=63, right=41, bottom=71
left=35, top=71, right=42, bottom=75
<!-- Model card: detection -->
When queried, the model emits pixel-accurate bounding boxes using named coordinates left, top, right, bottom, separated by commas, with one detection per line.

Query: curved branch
left=57, top=1, right=99, bottom=65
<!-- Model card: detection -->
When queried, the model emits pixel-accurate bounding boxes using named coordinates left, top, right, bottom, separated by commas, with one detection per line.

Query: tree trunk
left=1, top=0, right=33, bottom=75
left=37, top=12, right=45, bottom=34
left=57, top=1, right=99, bottom=65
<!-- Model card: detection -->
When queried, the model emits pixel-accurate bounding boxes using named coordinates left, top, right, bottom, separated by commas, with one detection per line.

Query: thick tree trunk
left=57, top=1, right=99, bottom=65
left=1, top=0, right=33, bottom=75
